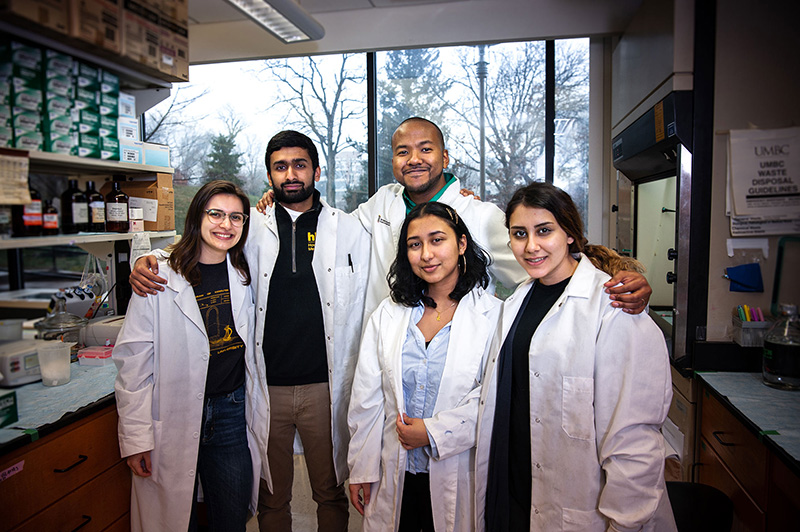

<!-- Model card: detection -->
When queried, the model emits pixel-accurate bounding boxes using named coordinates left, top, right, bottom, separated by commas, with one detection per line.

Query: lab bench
left=697, top=372, right=800, bottom=532
left=0, top=364, right=129, bottom=531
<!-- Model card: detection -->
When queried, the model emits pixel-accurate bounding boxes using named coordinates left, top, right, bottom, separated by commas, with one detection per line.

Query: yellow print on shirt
left=194, top=288, right=244, bottom=357
left=308, top=231, right=316, bottom=251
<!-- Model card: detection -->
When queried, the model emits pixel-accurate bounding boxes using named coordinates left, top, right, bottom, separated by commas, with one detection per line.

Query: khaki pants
left=257, top=383, right=348, bottom=532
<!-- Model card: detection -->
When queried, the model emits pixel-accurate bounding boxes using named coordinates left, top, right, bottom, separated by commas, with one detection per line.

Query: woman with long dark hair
left=475, top=182, right=675, bottom=532
left=347, top=201, right=500, bottom=532
left=114, top=180, right=269, bottom=531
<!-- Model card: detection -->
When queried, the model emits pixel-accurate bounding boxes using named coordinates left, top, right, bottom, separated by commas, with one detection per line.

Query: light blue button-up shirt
left=402, top=304, right=451, bottom=474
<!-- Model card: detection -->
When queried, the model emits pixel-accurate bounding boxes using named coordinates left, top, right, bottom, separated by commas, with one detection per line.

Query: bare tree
left=144, top=85, right=209, bottom=142
left=258, top=54, right=366, bottom=208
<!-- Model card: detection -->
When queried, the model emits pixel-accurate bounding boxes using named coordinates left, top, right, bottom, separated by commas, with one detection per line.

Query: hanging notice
left=729, top=127, right=800, bottom=217
left=0, top=150, right=31, bottom=205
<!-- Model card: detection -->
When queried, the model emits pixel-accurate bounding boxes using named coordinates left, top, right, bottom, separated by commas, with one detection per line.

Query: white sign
left=729, top=127, right=800, bottom=217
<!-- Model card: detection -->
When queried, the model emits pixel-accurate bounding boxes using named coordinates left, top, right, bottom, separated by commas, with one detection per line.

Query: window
left=146, top=39, right=590, bottom=233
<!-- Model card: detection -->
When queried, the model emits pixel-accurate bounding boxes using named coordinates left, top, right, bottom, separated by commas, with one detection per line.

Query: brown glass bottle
left=11, top=186, right=43, bottom=237
left=61, top=179, right=89, bottom=233
left=105, top=180, right=129, bottom=232
left=85, top=180, right=105, bottom=232
left=42, top=200, right=60, bottom=235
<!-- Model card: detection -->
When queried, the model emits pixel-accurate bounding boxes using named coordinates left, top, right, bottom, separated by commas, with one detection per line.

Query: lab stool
left=666, top=481, right=733, bottom=532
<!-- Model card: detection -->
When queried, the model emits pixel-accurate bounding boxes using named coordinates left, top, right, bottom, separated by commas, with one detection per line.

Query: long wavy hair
left=388, top=202, right=490, bottom=308
left=168, top=180, right=252, bottom=286
left=505, top=182, right=643, bottom=276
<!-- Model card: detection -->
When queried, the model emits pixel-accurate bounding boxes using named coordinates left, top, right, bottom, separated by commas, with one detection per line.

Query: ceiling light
left=223, top=0, right=325, bottom=43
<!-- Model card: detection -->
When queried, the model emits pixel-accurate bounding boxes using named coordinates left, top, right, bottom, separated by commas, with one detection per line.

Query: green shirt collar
left=402, top=173, right=457, bottom=213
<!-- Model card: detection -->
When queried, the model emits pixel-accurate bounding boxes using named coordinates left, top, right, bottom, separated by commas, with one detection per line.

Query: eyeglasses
left=205, top=209, right=249, bottom=227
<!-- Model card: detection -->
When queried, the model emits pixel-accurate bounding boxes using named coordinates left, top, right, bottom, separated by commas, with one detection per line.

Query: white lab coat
left=113, top=257, right=269, bottom=532
left=247, top=199, right=371, bottom=490
left=348, top=287, right=501, bottom=532
left=354, top=179, right=526, bottom=319
left=474, top=256, right=676, bottom=532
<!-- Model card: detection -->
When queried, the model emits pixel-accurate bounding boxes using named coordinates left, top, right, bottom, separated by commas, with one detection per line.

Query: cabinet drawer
left=103, top=513, right=131, bottom=532
left=701, top=387, right=768, bottom=507
left=0, top=407, right=122, bottom=530
left=11, top=460, right=131, bottom=532
left=698, top=437, right=765, bottom=532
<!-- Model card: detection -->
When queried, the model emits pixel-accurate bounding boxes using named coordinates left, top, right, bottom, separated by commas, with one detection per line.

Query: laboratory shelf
left=18, top=149, right=174, bottom=177
left=0, top=231, right=176, bottom=251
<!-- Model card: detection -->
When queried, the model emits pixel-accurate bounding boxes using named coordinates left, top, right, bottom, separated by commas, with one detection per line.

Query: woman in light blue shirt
left=347, top=201, right=501, bottom=532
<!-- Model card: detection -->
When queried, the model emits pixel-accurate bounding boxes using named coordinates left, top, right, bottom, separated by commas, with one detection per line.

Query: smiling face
left=268, top=146, right=321, bottom=211
left=392, top=120, right=450, bottom=204
left=199, top=193, right=245, bottom=264
left=406, top=214, right=467, bottom=293
left=508, top=205, right=578, bottom=285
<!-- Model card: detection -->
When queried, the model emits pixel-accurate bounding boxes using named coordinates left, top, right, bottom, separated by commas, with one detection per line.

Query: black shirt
left=193, top=261, right=246, bottom=396
left=262, top=195, right=328, bottom=386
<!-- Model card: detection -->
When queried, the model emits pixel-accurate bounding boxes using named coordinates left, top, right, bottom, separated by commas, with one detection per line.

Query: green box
left=99, top=93, right=118, bottom=117
left=73, top=86, right=98, bottom=111
left=72, top=108, right=101, bottom=135
left=0, top=389, right=18, bottom=429
left=45, top=94, right=72, bottom=117
left=45, top=134, right=74, bottom=154
left=45, top=75, right=72, bottom=98
left=13, top=130, right=43, bottom=151
left=11, top=88, right=42, bottom=112
left=99, top=115, right=117, bottom=137
left=45, top=50, right=73, bottom=78
left=12, top=108, right=41, bottom=132
left=0, top=105, right=9, bottom=127
left=100, top=69, right=119, bottom=96
left=43, top=114, right=73, bottom=139
left=11, top=66, right=43, bottom=90
left=3, top=42, right=41, bottom=71
left=74, top=62, right=100, bottom=91
left=0, top=126, right=12, bottom=147
left=101, top=135, right=119, bottom=160
left=72, top=132, right=101, bottom=158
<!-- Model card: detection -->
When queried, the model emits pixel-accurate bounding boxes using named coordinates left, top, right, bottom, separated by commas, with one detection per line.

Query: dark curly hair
left=388, top=202, right=490, bottom=308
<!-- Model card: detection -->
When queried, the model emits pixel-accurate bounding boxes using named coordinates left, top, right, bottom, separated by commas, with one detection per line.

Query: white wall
left=706, top=0, right=800, bottom=339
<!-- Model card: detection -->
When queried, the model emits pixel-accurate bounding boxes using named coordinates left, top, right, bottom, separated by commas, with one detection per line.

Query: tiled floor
left=247, top=454, right=363, bottom=531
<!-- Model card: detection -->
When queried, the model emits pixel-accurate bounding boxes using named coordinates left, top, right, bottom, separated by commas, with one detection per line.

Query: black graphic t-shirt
left=193, top=261, right=246, bottom=396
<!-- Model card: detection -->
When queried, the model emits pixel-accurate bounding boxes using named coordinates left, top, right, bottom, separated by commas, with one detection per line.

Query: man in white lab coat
left=130, top=131, right=370, bottom=531
left=352, top=117, right=652, bottom=319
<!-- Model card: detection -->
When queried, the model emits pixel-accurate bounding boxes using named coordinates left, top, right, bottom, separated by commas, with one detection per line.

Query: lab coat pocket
left=334, top=267, right=362, bottom=323
left=561, top=376, right=595, bottom=441
left=562, top=507, right=606, bottom=531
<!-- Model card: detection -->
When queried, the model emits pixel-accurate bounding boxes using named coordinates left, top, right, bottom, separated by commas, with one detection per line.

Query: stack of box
left=4, top=42, right=44, bottom=151
left=0, top=46, right=10, bottom=147
left=71, top=61, right=101, bottom=157
left=99, top=69, right=119, bottom=160
left=0, top=0, right=69, bottom=35
left=43, top=49, right=74, bottom=154
left=99, top=172, right=174, bottom=230
left=158, top=0, right=188, bottom=81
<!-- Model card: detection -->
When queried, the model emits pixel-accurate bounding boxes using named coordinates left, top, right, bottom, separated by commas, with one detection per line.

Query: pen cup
left=731, top=315, right=772, bottom=347
left=38, top=342, right=72, bottom=386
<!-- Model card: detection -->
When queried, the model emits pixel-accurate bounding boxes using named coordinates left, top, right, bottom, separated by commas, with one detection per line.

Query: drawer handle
left=54, top=454, right=88, bottom=473
left=712, top=431, right=735, bottom=447
left=70, top=515, right=92, bottom=531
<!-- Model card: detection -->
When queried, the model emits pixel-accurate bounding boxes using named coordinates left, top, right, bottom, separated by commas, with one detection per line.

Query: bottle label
left=0, top=207, right=11, bottom=224
left=72, top=203, right=89, bottom=224
left=107, top=202, right=128, bottom=222
left=23, top=200, right=43, bottom=226
left=43, top=213, right=59, bottom=229
left=90, top=201, right=105, bottom=223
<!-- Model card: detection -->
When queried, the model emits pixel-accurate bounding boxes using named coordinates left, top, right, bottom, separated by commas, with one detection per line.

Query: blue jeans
left=189, top=384, right=253, bottom=532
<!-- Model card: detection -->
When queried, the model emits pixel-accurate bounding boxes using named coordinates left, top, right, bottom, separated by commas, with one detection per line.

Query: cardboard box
left=45, top=94, right=72, bottom=117
left=72, top=132, right=101, bottom=157
left=43, top=113, right=72, bottom=138
left=13, top=130, right=43, bottom=151
left=101, top=135, right=119, bottom=160
left=44, top=49, right=73, bottom=77
left=117, top=116, right=139, bottom=140
left=100, top=69, right=120, bottom=96
left=0, top=0, right=68, bottom=34
left=0, top=389, right=18, bottom=428
left=100, top=173, right=173, bottom=230
left=122, top=0, right=160, bottom=71
left=118, top=91, right=136, bottom=117
left=143, top=141, right=169, bottom=167
left=73, top=87, right=99, bottom=111
left=12, top=108, right=41, bottom=132
left=119, top=137, right=142, bottom=163
left=74, top=62, right=100, bottom=91
left=1, top=42, right=42, bottom=70
left=45, top=134, right=73, bottom=154
left=68, top=0, right=122, bottom=54
left=99, top=93, right=119, bottom=117
left=100, top=115, right=117, bottom=137
left=10, top=88, right=42, bottom=112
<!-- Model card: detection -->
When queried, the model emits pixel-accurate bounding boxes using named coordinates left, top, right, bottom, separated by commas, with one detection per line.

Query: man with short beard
left=129, top=130, right=370, bottom=532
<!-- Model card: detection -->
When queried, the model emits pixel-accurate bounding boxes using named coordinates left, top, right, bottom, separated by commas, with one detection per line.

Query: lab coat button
left=327, top=302, right=331, bottom=306
left=196, top=393, right=203, bottom=400
left=189, top=470, right=195, bottom=477
left=534, top=371, right=540, bottom=377
left=328, top=268, right=332, bottom=272
left=264, top=273, right=268, bottom=277
left=535, top=417, right=540, bottom=423
left=534, top=508, right=540, bottom=515
left=535, top=463, right=541, bottom=469
left=193, top=432, right=199, bottom=438
left=259, top=307, right=263, bottom=312
left=202, top=355, right=208, bottom=361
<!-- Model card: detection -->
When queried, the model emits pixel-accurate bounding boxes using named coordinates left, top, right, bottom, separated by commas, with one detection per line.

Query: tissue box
left=731, top=315, right=773, bottom=347
left=0, top=389, right=18, bottom=428
left=78, top=346, right=114, bottom=365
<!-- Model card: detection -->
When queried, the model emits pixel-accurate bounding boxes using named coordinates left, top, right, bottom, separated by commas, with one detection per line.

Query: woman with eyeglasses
left=347, top=201, right=500, bottom=531
left=475, top=182, right=675, bottom=532
left=113, top=180, right=269, bottom=532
